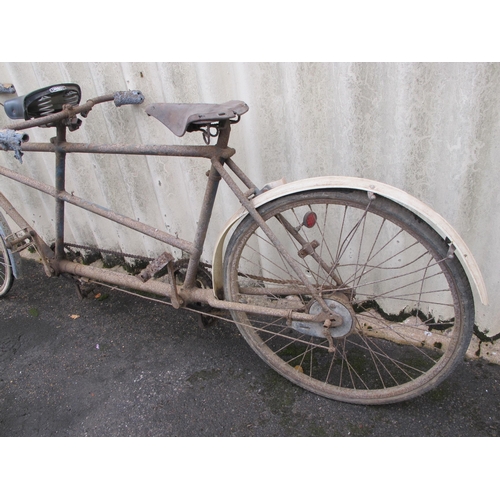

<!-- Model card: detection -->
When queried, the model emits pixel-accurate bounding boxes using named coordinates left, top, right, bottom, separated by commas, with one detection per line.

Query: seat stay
left=145, top=100, right=249, bottom=137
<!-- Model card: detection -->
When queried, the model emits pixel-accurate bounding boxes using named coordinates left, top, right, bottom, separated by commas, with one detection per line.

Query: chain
left=64, top=242, right=154, bottom=262
left=63, top=242, right=301, bottom=285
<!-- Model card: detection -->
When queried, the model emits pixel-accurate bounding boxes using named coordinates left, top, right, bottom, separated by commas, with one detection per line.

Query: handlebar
left=3, top=89, right=145, bottom=132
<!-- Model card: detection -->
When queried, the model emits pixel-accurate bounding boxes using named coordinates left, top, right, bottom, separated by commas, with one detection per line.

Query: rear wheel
left=0, top=235, right=14, bottom=297
left=223, top=190, right=474, bottom=405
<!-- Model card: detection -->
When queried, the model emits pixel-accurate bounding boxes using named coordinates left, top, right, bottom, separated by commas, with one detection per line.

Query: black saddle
left=145, top=100, right=249, bottom=137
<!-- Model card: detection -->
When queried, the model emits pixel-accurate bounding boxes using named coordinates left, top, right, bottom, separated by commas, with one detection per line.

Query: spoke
left=225, top=191, right=469, bottom=403
left=354, top=293, right=454, bottom=309
left=239, top=238, right=295, bottom=286
left=345, top=262, right=449, bottom=299
left=350, top=206, right=369, bottom=300
left=333, top=201, right=374, bottom=271
left=343, top=350, right=370, bottom=390
left=356, top=307, right=453, bottom=331
left=348, top=217, right=388, bottom=294
left=255, top=323, right=331, bottom=351
left=324, top=343, right=338, bottom=385
left=347, top=333, right=436, bottom=374
left=339, top=239, right=426, bottom=287
left=339, top=248, right=438, bottom=286
left=316, top=203, right=334, bottom=289
left=354, top=336, right=417, bottom=385
left=353, top=310, right=450, bottom=363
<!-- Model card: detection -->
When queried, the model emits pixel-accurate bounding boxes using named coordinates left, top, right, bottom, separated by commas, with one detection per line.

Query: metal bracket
left=298, top=239, right=319, bottom=258
left=5, top=228, right=33, bottom=252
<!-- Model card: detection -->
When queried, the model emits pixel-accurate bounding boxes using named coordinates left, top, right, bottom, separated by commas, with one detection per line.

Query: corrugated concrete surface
left=0, top=62, right=499, bottom=335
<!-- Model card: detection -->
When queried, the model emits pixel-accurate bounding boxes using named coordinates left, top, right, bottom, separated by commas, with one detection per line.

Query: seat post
left=215, top=120, right=231, bottom=149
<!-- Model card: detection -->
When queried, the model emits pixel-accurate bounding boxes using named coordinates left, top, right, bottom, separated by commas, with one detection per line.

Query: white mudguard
left=212, top=176, right=488, bottom=305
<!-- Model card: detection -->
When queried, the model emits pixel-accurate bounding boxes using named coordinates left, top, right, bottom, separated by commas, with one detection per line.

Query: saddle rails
left=0, top=83, right=489, bottom=405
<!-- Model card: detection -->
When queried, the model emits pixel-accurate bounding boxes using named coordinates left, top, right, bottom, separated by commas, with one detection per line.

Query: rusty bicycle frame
left=0, top=92, right=342, bottom=329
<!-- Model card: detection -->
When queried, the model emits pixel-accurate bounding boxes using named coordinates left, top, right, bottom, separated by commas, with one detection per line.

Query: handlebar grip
left=0, top=129, right=29, bottom=163
left=113, top=90, right=145, bottom=107
left=0, top=83, right=16, bottom=94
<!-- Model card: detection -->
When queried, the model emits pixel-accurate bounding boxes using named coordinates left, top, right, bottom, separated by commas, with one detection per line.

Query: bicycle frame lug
left=43, top=258, right=57, bottom=277
left=298, top=240, right=319, bottom=258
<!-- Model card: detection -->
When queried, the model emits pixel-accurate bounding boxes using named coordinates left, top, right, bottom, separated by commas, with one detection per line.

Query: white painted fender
left=212, top=176, right=488, bottom=305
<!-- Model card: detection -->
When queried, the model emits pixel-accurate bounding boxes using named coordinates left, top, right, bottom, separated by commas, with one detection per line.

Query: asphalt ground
left=1, top=258, right=500, bottom=438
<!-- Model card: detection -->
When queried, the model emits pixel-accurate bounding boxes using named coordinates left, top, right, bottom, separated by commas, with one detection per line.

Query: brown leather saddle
left=145, top=100, right=249, bottom=137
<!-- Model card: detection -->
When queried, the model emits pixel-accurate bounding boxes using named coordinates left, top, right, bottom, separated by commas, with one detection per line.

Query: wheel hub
left=291, top=294, right=354, bottom=339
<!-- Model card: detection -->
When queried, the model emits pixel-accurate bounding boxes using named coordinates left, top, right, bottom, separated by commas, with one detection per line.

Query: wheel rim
left=0, top=235, right=13, bottom=296
left=224, top=191, right=473, bottom=404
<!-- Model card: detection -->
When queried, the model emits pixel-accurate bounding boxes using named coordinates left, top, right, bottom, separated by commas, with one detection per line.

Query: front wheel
left=0, top=234, right=14, bottom=297
left=223, top=190, right=474, bottom=405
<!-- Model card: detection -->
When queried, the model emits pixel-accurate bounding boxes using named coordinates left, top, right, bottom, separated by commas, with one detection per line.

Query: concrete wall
left=0, top=62, right=498, bottom=334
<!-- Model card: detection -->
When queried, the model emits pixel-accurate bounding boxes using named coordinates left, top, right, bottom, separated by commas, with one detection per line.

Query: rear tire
left=223, top=190, right=474, bottom=405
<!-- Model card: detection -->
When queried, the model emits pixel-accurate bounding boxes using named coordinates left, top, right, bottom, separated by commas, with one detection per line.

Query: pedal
left=139, top=251, right=174, bottom=282
left=5, top=228, right=33, bottom=252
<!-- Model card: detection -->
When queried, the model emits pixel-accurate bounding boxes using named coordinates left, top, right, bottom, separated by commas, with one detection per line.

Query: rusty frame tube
left=0, top=100, right=331, bottom=321
left=21, top=141, right=235, bottom=159
left=56, top=258, right=321, bottom=323
left=0, top=151, right=337, bottom=321
left=0, top=163, right=195, bottom=254
left=181, top=122, right=232, bottom=289
left=54, top=124, right=66, bottom=260
left=225, top=157, right=258, bottom=192
left=0, top=126, right=234, bottom=288
left=182, top=160, right=221, bottom=289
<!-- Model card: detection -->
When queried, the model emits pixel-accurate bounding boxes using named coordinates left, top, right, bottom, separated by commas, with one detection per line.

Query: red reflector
left=303, top=211, right=317, bottom=228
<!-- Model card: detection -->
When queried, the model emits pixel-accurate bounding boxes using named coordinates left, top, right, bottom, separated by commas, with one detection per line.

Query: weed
left=28, top=307, right=39, bottom=317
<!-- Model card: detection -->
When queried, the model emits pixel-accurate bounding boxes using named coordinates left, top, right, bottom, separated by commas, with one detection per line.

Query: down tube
left=0, top=163, right=195, bottom=254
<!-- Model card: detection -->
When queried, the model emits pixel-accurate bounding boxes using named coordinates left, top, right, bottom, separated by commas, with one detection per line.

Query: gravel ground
left=1, top=258, right=500, bottom=437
